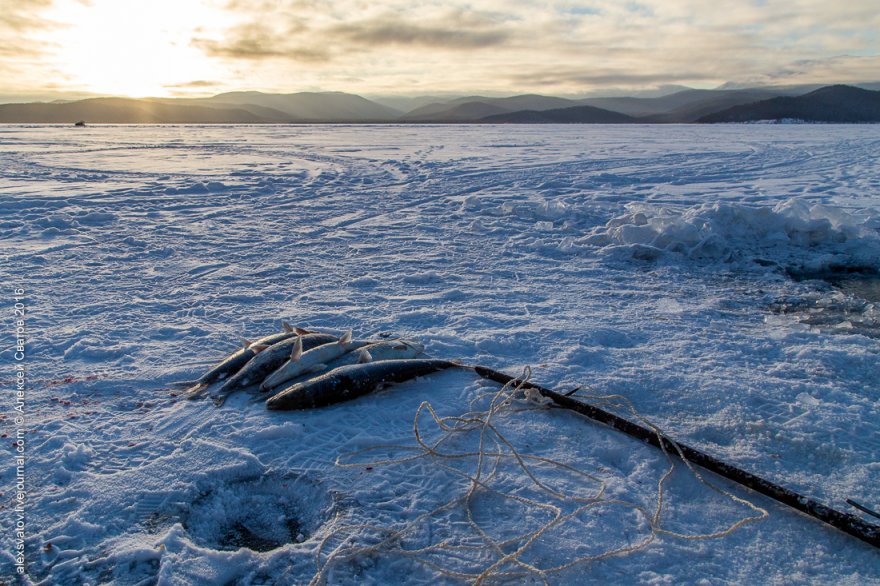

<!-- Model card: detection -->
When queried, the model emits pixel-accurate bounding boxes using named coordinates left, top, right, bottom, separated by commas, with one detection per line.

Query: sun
left=39, top=0, right=231, bottom=97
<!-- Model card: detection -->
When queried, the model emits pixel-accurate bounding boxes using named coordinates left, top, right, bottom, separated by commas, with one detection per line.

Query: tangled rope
left=310, top=368, right=768, bottom=584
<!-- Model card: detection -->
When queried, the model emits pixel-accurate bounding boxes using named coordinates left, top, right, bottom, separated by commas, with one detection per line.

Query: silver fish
left=259, top=330, right=372, bottom=392
left=179, top=322, right=301, bottom=397
left=265, top=359, right=460, bottom=410
left=258, top=337, right=422, bottom=395
left=321, top=339, right=425, bottom=370
left=212, top=332, right=338, bottom=402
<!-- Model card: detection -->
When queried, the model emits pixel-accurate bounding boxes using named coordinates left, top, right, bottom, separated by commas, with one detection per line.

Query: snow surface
left=1, top=124, right=879, bottom=584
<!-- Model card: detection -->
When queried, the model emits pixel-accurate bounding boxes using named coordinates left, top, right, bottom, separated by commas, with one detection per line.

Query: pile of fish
left=175, top=322, right=459, bottom=410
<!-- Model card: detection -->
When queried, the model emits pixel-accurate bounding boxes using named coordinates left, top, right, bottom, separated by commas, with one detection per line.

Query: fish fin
left=308, top=363, right=327, bottom=373
left=251, top=344, right=269, bottom=353
left=282, top=321, right=294, bottom=333
left=184, top=383, right=207, bottom=399
left=168, top=379, right=198, bottom=388
left=240, top=337, right=253, bottom=349
left=339, top=329, right=353, bottom=344
left=358, top=350, right=373, bottom=364
left=290, top=337, right=303, bottom=361
left=294, top=327, right=312, bottom=335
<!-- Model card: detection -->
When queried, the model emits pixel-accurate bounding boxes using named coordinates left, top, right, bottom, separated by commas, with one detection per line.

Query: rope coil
left=311, top=368, right=767, bottom=584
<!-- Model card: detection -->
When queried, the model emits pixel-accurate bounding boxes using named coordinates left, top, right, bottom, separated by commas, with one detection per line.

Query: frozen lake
left=2, top=124, right=879, bottom=584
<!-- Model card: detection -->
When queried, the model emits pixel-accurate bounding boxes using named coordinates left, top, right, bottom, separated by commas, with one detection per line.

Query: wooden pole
left=472, top=365, right=880, bottom=550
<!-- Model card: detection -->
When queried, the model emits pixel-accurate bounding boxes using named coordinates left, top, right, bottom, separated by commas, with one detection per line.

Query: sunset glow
left=1, top=0, right=878, bottom=100
left=32, top=0, right=229, bottom=97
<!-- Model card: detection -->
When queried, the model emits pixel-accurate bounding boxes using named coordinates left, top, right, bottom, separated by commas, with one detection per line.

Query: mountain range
left=1, top=84, right=878, bottom=124
left=698, top=85, right=880, bottom=123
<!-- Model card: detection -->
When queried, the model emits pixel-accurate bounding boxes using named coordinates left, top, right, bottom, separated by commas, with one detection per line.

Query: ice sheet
left=1, top=124, right=878, bottom=584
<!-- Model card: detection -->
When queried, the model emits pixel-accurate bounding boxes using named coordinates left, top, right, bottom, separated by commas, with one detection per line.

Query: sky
left=1, top=0, right=878, bottom=100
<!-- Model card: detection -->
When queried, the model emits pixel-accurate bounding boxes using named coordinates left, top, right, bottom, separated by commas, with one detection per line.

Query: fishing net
left=312, top=368, right=768, bottom=584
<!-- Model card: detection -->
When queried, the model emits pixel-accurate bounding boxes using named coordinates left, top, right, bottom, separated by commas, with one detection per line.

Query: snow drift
left=585, top=199, right=880, bottom=271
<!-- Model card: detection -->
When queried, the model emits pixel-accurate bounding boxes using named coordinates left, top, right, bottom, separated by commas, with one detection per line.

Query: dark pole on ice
left=472, top=365, right=880, bottom=550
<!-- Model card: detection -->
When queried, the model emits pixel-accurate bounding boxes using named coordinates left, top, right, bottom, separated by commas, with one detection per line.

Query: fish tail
left=183, top=382, right=208, bottom=399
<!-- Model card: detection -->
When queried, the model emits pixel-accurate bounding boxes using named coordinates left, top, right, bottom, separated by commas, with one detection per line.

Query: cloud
left=191, top=0, right=879, bottom=94
left=760, top=55, right=880, bottom=85
left=3, top=0, right=879, bottom=98
left=192, top=21, right=329, bottom=62
left=506, top=69, right=713, bottom=89
left=0, top=0, right=60, bottom=60
left=330, top=17, right=510, bottom=50
left=163, top=79, right=223, bottom=88
left=0, top=0, right=54, bottom=32
left=0, top=0, right=61, bottom=92
left=197, top=9, right=511, bottom=67
left=162, top=78, right=229, bottom=97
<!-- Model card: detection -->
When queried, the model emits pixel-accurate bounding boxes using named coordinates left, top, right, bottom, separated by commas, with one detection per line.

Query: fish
left=323, top=339, right=425, bottom=370
left=259, top=339, right=426, bottom=394
left=212, top=332, right=339, bottom=403
left=259, top=330, right=371, bottom=392
left=179, top=322, right=302, bottom=397
left=265, top=359, right=461, bottom=410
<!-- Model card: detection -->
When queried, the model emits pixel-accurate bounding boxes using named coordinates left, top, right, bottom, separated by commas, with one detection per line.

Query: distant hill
left=153, top=96, right=293, bottom=122
left=578, top=89, right=786, bottom=121
left=368, top=95, right=457, bottom=113
left=405, top=101, right=512, bottom=122
left=714, top=81, right=880, bottom=93
left=480, top=105, right=635, bottom=124
left=859, top=82, right=880, bottom=92
left=400, top=94, right=578, bottom=121
left=200, top=91, right=402, bottom=122
left=699, top=85, right=880, bottom=123
left=400, top=96, right=498, bottom=120
left=0, top=98, right=274, bottom=124
left=481, top=94, right=579, bottom=112
left=0, top=91, right=402, bottom=124
left=642, top=90, right=784, bottom=122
